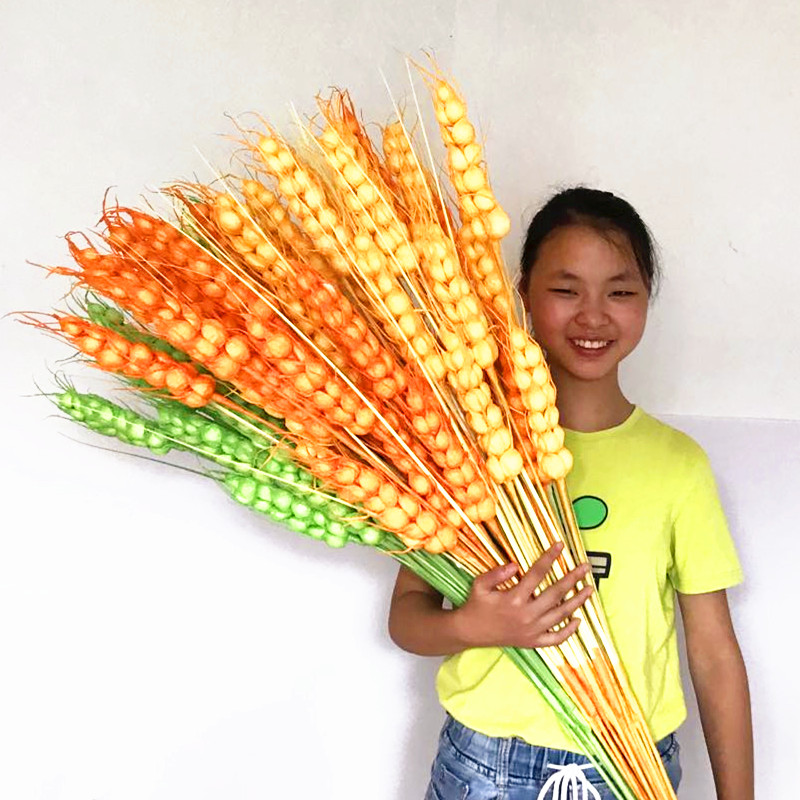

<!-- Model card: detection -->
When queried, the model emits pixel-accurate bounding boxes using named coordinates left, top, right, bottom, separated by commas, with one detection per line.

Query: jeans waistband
left=441, top=714, right=677, bottom=782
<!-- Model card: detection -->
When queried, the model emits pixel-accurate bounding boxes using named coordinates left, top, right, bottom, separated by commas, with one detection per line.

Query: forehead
left=533, top=225, right=641, bottom=281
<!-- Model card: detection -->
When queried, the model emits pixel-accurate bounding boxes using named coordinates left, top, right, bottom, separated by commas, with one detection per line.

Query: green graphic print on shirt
left=573, top=494, right=612, bottom=585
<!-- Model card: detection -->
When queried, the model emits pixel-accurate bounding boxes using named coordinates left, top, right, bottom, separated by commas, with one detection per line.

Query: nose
left=575, top=293, right=609, bottom=329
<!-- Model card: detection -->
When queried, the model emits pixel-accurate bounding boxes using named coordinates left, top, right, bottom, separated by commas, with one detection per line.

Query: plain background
left=2, top=1, right=798, bottom=797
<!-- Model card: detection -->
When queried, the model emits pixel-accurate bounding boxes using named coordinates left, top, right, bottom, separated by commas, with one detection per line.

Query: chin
left=552, top=353, right=622, bottom=383
left=568, top=366, right=618, bottom=383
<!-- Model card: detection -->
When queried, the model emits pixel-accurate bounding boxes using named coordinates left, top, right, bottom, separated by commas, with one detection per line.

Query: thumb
left=473, top=562, right=519, bottom=594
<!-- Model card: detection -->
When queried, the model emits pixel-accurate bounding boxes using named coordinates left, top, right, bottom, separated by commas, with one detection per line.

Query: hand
left=453, top=543, right=594, bottom=650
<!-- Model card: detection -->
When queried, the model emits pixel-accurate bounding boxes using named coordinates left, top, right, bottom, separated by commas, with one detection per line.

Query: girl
left=388, top=188, right=753, bottom=800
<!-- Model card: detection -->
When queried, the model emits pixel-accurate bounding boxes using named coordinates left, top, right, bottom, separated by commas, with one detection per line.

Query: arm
left=387, top=543, right=594, bottom=656
left=678, top=589, right=753, bottom=800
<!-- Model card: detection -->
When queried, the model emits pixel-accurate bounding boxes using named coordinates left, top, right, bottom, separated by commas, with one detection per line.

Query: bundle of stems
left=49, top=381, right=632, bottom=797
left=29, top=62, right=675, bottom=799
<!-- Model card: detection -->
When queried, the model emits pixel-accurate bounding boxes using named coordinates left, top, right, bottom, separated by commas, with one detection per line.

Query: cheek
left=527, top=297, right=568, bottom=339
left=618, top=305, right=648, bottom=347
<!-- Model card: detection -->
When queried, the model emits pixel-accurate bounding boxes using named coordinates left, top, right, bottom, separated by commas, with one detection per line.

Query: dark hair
left=519, top=187, right=661, bottom=296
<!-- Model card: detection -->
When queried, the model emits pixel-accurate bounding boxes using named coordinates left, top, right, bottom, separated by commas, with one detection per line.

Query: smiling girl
left=389, top=188, right=753, bottom=799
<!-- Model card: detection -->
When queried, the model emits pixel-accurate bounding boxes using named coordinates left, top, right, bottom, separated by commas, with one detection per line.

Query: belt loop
left=495, top=734, right=512, bottom=792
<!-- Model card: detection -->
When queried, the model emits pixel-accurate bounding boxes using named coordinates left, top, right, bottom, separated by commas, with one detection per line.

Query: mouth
left=569, top=338, right=614, bottom=355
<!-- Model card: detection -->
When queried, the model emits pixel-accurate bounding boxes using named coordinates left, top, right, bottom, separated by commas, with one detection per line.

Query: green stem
left=378, top=541, right=637, bottom=800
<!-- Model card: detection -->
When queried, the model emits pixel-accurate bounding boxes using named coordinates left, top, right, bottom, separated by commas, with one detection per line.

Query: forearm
left=691, top=645, right=754, bottom=800
left=388, top=554, right=590, bottom=656
left=388, top=590, right=474, bottom=656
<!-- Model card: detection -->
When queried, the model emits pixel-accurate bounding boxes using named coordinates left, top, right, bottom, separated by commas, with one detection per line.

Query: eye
left=610, top=290, right=637, bottom=297
left=549, top=288, right=577, bottom=295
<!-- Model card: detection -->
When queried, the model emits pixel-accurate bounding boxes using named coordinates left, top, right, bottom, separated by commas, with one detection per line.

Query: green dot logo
left=572, top=495, right=608, bottom=530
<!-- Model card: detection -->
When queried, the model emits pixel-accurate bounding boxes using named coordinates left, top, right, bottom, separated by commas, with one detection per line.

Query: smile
left=571, top=338, right=613, bottom=351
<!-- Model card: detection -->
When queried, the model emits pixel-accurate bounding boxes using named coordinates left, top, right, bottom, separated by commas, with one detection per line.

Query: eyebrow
left=609, top=271, right=639, bottom=282
left=551, top=269, right=639, bottom=282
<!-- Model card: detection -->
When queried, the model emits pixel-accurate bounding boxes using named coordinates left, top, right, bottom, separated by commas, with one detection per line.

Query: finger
left=473, top=562, right=519, bottom=594
left=536, top=563, right=592, bottom=611
left=531, top=617, right=581, bottom=648
left=538, top=585, right=594, bottom=630
left=513, top=544, right=564, bottom=596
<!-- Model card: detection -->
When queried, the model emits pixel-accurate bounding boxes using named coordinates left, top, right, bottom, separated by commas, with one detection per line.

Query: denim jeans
left=424, top=715, right=682, bottom=799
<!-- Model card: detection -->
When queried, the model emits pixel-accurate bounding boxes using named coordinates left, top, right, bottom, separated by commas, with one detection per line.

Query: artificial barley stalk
left=26, top=60, right=678, bottom=800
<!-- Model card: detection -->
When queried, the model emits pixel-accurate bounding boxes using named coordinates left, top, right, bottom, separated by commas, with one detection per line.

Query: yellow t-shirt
left=436, top=407, right=744, bottom=752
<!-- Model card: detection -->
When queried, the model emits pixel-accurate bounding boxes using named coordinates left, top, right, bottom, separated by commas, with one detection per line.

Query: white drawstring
left=535, top=763, right=602, bottom=800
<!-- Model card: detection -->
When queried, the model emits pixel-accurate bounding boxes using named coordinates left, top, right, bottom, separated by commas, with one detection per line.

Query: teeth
left=573, top=339, right=610, bottom=350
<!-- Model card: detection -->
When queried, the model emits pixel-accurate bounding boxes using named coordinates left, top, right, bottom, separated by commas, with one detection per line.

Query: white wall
left=2, top=1, right=798, bottom=798
left=449, top=0, right=800, bottom=420
left=665, top=416, right=799, bottom=799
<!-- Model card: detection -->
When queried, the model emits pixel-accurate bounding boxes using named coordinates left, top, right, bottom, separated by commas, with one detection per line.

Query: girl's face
left=523, top=225, right=649, bottom=384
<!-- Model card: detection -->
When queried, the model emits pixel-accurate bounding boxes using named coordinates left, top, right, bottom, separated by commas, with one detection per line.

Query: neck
left=550, top=367, right=635, bottom=433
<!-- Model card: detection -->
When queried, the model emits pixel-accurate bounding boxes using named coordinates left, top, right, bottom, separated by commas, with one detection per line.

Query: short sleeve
left=669, top=450, right=744, bottom=594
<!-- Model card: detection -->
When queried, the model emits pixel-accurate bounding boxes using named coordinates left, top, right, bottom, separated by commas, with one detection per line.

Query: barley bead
left=465, top=479, right=486, bottom=504
left=485, top=405, right=504, bottom=429
left=380, top=506, right=410, bottom=532
left=386, top=152, right=402, bottom=170
left=392, top=243, right=415, bottom=272
left=460, top=196, right=479, bottom=219
left=463, top=412, right=487, bottom=437
left=409, top=472, right=432, bottom=496
left=462, top=315, right=488, bottom=339
left=385, top=289, right=412, bottom=316
left=451, top=119, right=475, bottom=146
left=524, top=342, right=544, bottom=367
left=463, top=386, right=491, bottom=413
left=530, top=364, right=549, bottom=386
left=443, top=344, right=466, bottom=372
left=448, top=146, right=468, bottom=172
left=434, top=101, right=451, bottom=125
left=461, top=142, right=481, bottom=165
left=444, top=97, right=466, bottom=124
left=514, top=369, right=532, bottom=391
left=487, top=206, right=511, bottom=239
left=470, top=217, right=488, bottom=241
left=312, top=391, right=335, bottom=410
left=476, top=496, right=496, bottom=521
left=540, top=451, right=569, bottom=481
left=472, top=339, right=496, bottom=368
left=501, top=448, right=523, bottom=478
left=486, top=428, right=513, bottom=457
left=334, top=465, right=358, bottom=486
left=427, top=524, right=459, bottom=554
left=462, top=166, right=486, bottom=193
left=397, top=313, right=420, bottom=340
left=526, top=387, right=548, bottom=412
left=356, top=183, right=378, bottom=206
left=538, top=427, right=565, bottom=453
left=425, top=354, right=446, bottom=380
left=210, top=353, right=239, bottom=381
left=486, top=455, right=505, bottom=484
left=473, top=190, right=496, bottom=213
left=217, top=209, right=243, bottom=234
